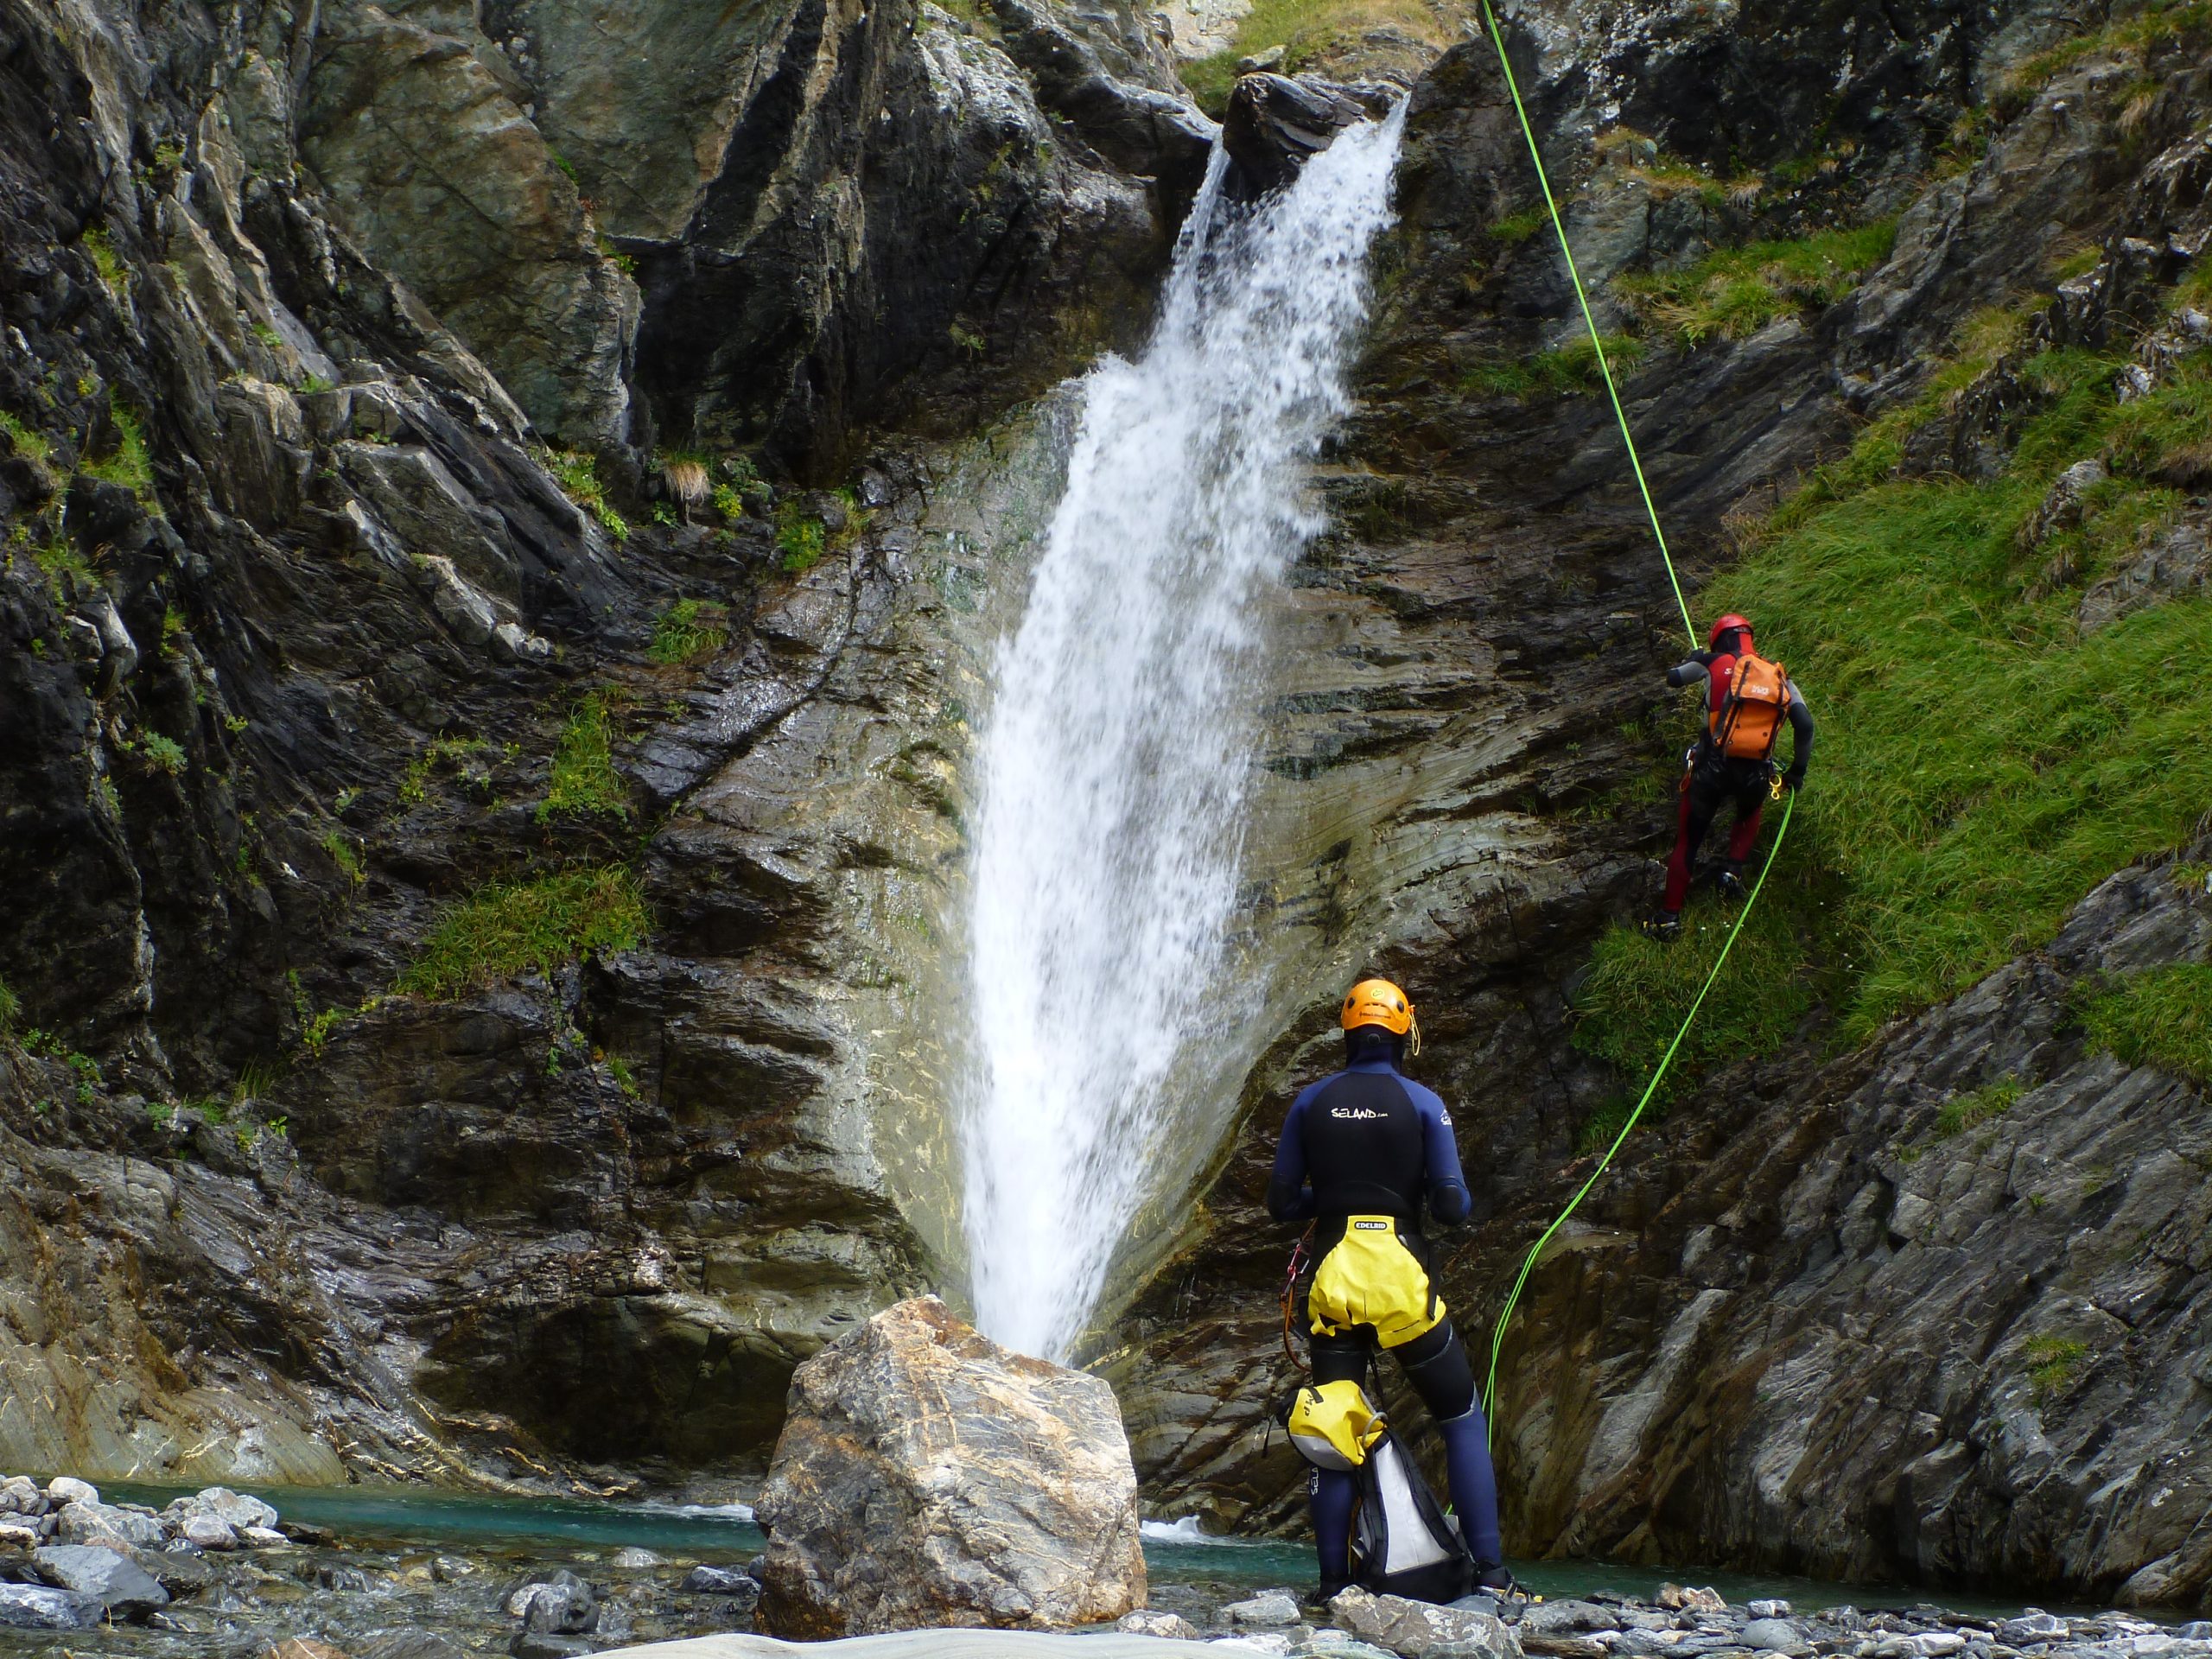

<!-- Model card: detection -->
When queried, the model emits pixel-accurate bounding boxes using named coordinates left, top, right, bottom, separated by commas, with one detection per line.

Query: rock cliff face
left=0, top=0, right=1198, bottom=1486
left=0, top=0, right=2205, bottom=1618
left=1099, top=0, right=2212, bottom=1615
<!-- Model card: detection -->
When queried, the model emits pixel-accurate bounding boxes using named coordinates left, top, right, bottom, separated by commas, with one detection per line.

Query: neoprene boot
left=1646, top=910, right=1682, bottom=943
left=1715, top=863, right=1748, bottom=903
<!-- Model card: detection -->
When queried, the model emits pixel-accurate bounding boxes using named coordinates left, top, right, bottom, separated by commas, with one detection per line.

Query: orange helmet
left=1341, top=978, right=1417, bottom=1046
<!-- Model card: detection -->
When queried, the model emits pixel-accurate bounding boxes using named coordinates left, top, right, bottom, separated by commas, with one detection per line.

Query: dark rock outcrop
left=1222, top=73, right=1381, bottom=196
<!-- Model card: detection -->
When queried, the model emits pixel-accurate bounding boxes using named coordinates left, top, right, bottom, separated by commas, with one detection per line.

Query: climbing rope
left=1474, top=0, right=1697, bottom=648
left=1467, top=0, right=1806, bottom=1433
left=1482, top=789, right=1795, bottom=1424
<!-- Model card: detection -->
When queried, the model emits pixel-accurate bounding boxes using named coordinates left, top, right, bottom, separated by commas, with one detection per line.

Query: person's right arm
left=1665, top=648, right=1716, bottom=689
left=1266, top=1086, right=1319, bottom=1223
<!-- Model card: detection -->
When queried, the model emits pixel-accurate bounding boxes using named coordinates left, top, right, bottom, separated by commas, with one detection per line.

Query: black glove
left=1782, top=767, right=1806, bottom=793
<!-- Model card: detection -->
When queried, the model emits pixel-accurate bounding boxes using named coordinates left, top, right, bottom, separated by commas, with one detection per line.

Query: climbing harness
left=1468, top=0, right=1807, bottom=1437
left=1473, top=0, right=1697, bottom=648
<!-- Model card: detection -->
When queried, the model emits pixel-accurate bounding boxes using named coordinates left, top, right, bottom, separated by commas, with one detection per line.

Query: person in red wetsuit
left=1649, top=613, right=1813, bottom=942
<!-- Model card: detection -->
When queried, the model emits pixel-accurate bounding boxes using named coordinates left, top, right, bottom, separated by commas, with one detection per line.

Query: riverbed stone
left=0, top=1479, right=47, bottom=1516
left=1750, top=1604, right=1795, bottom=1621
left=509, top=1569, right=599, bottom=1634
left=755, top=1295, right=1146, bottom=1637
left=55, top=1500, right=167, bottom=1549
left=1230, top=1592, right=1306, bottom=1626
left=44, top=1478, right=99, bottom=1509
left=0, top=1580, right=105, bottom=1629
left=184, top=1514, right=238, bottom=1549
left=1326, top=1586, right=1523, bottom=1659
left=32, top=1543, right=170, bottom=1617
left=1744, top=1618, right=1807, bottom=1655
left=1124, top=1610, right=1206, bottom=1639
left=165, top=1487, right=280, bottom=1532
left=679, top=1565, right=760, bottom=1605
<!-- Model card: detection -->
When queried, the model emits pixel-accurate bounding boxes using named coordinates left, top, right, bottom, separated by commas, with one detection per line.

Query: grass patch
left=1932, top=1075, right=2022, bottom=1139
left=648, top=597, right=728, bottom=665
left=776, top=502, right=827, bottom=573
left=1567, top=309, right=2212, bottom=1141
left=549, top=449, right=629, bottom=544
left=1461, top=333, right=1646, bottom=401
left=0, top=410, right=53, bottom=466
left=397, top=734, right=486, bottom=809
left=1178, top=0, right=1440, bottom=117
left=1706, top=343, right=2212, bottom=1039
left=2023, top=1334, right=2089, bottom=1402
left=1571, top=880, right=1827, bottom=1143
left=397, top=866, right=650, bottom=999
left=1999, top=0, right=2210, bottom=105
left=1618, top=220, right=1898, bottom=346
left=0, top=979, right=19, bottom=1035
left=83, top=396, right=155, bottom=501
left=2076, top=963, right=2212, bottom=1084
left=539, top=692, right=631, bottom=820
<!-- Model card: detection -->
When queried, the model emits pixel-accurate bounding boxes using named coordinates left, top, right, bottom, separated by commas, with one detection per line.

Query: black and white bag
left=1350, top=1427, right=1474, bottom=1604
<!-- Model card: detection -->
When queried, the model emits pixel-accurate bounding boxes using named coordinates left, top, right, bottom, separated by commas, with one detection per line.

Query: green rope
left=1477, top=0, right=1697, bottom=648
left=1481, top=789, right=1796, bottom=1427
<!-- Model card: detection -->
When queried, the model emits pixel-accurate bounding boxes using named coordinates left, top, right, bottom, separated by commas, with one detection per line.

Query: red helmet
left=1707, top=613, right=1753, bottom=650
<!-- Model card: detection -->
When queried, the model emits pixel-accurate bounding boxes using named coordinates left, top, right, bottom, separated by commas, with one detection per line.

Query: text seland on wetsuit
left=1268, top=1057, right=1503, bottom=1578
left=1661, top=645, right=1815, bottom=913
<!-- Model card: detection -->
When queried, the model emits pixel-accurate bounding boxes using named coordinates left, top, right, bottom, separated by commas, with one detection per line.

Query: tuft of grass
left=658, top=452, right=710, bottom=517
left=1618, top=220, right=1898, bottom=346
left=0, top=979, right=19, bottom=1034
left=539, top=692, right=631, bottom=819
left=647, top=598, right=728, bottom=665
left=397, top=734, right=486, bottom=809
left=549, top=449, right=629, bottom=543
left=135, top=733, right=188, bottom=774
left=2023, top=1334, right=2089, bottom=1402
left=321, top=830, right=365, bottom=886
left=1488, top=208, right=1548, bottom=245
left=83, top=396, right=156, bottom=502
left=397, top=865, right=650, bottom=999
left=2076, top=963, right=2212, bottom=1084
left=1461, top=333, right=1646, bottom=402
left=83, top=228, right=129, bottom=301
left=1932, top=1075, right=2022, bottom=1139
left=776, top=502, right=827, bottom=573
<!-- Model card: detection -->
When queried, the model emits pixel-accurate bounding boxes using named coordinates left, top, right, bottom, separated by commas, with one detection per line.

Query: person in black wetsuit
left=1268, top=977, right=1510, bottom=1600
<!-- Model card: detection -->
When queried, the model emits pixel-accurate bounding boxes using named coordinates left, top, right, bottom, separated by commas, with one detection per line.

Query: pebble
left=1751, top=1603, right=1796, bottom=1620
left=611, top=1547, right=664, bottom=1568
left=679, top=1564, right=760, bottom=1606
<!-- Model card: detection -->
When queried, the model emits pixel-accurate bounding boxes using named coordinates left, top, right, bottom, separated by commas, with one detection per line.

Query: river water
left=21, top=1483, right=2107, bottom=1642
left=958, top=106, right=1411, bottom=1363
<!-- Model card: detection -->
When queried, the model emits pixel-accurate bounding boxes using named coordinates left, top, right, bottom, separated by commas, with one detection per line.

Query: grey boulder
left=1227, top=1592, right=1304, bottom=1625
left=508, top=1570, right=598, bottom=1635
left=32, top=1545, right=169, bottom=1618
left=0, top=1580, right=105, bottom=1629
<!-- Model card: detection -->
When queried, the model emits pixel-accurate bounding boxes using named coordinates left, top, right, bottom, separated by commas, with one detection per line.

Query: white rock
left=44, top=1478, right=99, bottom=1509
left=1749, top=1604, right=1795, bottom=1621
left=610, top=1547, right=664, bottom=1568
left=238, top=1525, right=292, bottom=1548
left=163, top=1487, right=279, bottom=1532
left=1227, top=1592, right=1305, bottom=1627
left=0, top=1478, right=44, bottom=1516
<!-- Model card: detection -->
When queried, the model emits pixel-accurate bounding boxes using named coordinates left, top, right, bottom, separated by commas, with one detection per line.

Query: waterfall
left=958, top=105, right=1408, bottom=1362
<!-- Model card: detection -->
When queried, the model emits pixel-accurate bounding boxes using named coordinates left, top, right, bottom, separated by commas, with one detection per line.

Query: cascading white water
left=957, top=105, right=1408, bottom=1362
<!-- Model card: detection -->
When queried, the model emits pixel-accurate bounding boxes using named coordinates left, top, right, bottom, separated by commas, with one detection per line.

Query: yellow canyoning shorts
left=1308, top=1215, right=1444, bottom=1349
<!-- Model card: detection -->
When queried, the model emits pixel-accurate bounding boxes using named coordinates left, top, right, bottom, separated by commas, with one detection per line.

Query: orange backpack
left=1709, top=652, right=1792, bottom=761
